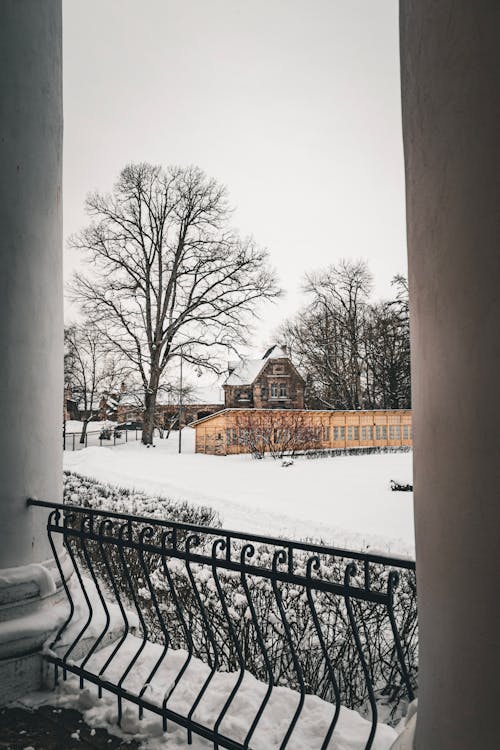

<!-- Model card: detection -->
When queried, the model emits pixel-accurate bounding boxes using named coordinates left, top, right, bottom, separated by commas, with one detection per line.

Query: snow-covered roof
left=262, top=344, right=288, bottom=359
left=224, top=345, right=291, bottom=386
left=188, top=384, right=224, bottom=405
left=225, top=359, right=266, bottom=386
left=116, top=383, right=224, bottom=407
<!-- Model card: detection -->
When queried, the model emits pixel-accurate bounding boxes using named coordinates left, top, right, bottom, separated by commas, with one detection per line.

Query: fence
left=63, top=428, right=142, bottom=451
left=29, top=499, right=418, bottom=750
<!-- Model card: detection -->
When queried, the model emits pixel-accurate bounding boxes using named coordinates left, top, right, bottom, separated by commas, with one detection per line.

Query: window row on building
left=194, top=409, right=413, bottom=455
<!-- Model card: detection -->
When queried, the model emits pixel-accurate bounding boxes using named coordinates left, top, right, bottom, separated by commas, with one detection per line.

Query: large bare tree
left=70, top=163, right=280, bottom=443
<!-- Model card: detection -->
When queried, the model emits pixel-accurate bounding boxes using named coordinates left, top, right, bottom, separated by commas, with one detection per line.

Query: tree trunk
left=80, top=418, right=91, bottom=444
left=142, top=371, right=161, bottom=445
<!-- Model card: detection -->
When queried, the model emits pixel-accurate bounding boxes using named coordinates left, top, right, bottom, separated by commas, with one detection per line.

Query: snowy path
left=64, top=428, right=415, bottom=557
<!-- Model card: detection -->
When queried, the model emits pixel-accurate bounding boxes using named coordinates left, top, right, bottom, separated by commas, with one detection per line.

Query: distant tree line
left=279, top=260, right=411, bottom=410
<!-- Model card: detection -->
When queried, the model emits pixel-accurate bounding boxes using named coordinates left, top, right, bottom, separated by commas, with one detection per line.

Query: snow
left=225, top=358, right=266, bottom=386
left=41, top=574, right=139, bottom=657
left=0, top=563, right=56, bottom=597
left=64, top=428, right=415, bottom=557
left=188, top=384, right=224, bottom=405
left=24, top=634, right=397, bottom=750
left=225, top=346, right=294, bottom=386
left=65, top=420, right=117, bottom=435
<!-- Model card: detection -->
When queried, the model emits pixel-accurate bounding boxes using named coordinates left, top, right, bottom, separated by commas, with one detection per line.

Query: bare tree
left=70, top=163, right=280, bottom=444
left=281, top=260, right=372, bottom=409
left=64, top=323, right=127, bottom=443
left=230, top=411, right=323, bottom=459
left=364, top=275, right=411, bottom=409
left=280, top=264, right=410, bottom=410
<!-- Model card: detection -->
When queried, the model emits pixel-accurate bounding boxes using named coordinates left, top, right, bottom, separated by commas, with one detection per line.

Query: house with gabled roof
left=223, top=344, right=305, bottom=410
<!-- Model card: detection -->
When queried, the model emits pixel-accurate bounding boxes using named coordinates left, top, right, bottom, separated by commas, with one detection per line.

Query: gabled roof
left=262, top=344, right=288, bottom=359
left=224, top=345, right=297, bottom=387
left=225, top=359, right=266, bottom=386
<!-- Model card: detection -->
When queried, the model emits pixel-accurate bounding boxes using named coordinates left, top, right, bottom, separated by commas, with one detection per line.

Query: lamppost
left=178, top=349, right=183, bottom=454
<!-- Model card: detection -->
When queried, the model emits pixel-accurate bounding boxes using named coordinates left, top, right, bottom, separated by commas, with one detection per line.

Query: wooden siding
left=194, top=409, right=413, bottom=455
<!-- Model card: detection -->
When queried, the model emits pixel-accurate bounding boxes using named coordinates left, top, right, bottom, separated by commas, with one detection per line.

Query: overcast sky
left=63, top=0, right=406, bottom=354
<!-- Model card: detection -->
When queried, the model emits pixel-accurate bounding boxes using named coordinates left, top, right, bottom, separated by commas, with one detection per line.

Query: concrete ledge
left=391, top=714, right=416, bottom=749
left=0, top=651, right=44, bottom=706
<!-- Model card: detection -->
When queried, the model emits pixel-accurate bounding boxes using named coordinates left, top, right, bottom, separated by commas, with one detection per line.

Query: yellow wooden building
left=192, top=408, right=412, bottom=456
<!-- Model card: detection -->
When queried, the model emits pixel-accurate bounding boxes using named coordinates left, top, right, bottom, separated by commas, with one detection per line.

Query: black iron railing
left=29, top=499, right=417, bottom=750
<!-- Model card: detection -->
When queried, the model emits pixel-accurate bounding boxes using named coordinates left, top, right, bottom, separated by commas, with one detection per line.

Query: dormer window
left=273, top=365, right=284, bottom=374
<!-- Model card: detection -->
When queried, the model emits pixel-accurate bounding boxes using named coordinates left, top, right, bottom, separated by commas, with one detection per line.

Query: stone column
left=0, top=0, right=67, bottom=702
left=399, top=3, right=500, bottom=748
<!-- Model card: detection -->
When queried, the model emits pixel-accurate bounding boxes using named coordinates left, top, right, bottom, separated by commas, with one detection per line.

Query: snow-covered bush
left=63, top=471, right=221, bottom=528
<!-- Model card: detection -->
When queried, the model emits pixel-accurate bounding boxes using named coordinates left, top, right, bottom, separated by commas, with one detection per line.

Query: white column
left=399, top=3, right=500, bottom=748
left=0, top=0, right=66, bottom=701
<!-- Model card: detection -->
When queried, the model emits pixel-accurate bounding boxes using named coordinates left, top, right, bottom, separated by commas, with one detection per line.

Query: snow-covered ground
left=25, top=635, right=397, bottom=750
left=64, top=428, right=415, bottom=558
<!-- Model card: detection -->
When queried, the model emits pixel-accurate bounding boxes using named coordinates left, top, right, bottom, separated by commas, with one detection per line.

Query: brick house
left=63, top=387, right=79, bottom=422
left=223, top=345, right=305, bottom=409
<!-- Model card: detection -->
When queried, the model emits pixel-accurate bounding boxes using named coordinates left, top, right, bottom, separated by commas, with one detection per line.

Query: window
left=271, top=383, right=279, bottom=398
left=354, top=426, right=359, bottom=440
left=273, top=364, right=284, bottom=374
left=261, top=386, right=268, bottom=399
left=279, top=383, right=287, bottom=398
left=403, top=425, right=411, bottom=439
left=348, top=426, right=353, bottom=440
left=323, top=426, right=330, bottom=441
left=362, top=426, right=367, bottom=440
left=226, top=428, right=239, bottom=445
left=239, top=428, right=252, bottom=445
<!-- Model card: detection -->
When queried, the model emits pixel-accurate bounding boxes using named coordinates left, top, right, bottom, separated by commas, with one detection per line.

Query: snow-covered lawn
left=64, top=428, right=415, bottom=558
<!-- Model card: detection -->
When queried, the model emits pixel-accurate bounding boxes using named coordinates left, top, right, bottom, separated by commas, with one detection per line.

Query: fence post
left=72, top=433, right=75, bottom=452
left=85, top=432, right=88, bottom=448
left=113, top=432, right=116, bottom=446
left=125, top=430, right=128, bottom=443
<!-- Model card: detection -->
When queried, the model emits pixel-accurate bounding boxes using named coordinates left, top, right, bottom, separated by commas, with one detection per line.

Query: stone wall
left=224, top=357, right=305, bottom=409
